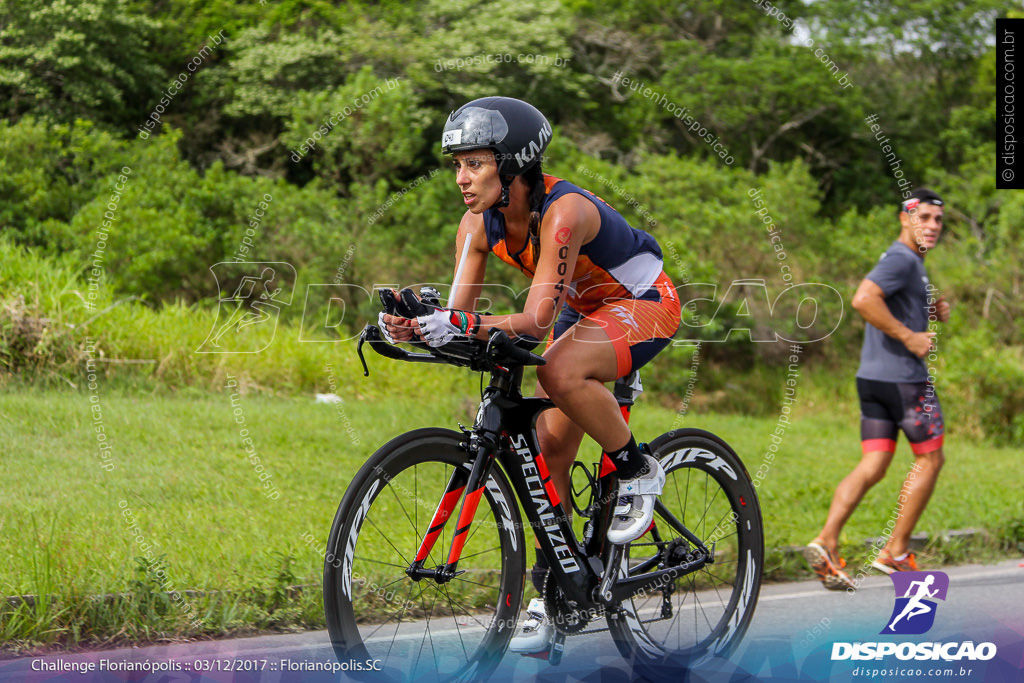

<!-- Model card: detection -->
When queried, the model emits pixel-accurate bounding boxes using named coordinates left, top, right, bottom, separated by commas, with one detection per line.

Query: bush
left=0, top=118, right=133, bottom=251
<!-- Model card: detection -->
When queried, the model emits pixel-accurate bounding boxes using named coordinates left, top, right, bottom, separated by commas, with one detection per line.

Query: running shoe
left=803, top=541, right=856, bottom=591
left=871, top=549, right=919, bottom=574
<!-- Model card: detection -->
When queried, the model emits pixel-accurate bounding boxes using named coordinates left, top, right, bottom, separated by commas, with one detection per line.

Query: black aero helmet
left=441, top=96, right=552, bottom=176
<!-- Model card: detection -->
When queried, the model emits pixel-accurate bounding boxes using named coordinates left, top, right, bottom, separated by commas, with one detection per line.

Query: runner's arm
left=852, top=278, right=934, bottom=358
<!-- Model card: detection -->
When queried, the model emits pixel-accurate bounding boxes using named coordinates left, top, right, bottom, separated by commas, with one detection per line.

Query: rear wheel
left=607, top=428, right=764, bottom=676
left=324, top=428, right=525, bottom=682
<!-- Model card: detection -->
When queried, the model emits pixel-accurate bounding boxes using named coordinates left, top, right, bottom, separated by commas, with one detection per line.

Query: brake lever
left=357, top=325, right=373, bottom=376
left=484, top=328, right=505, bottom=359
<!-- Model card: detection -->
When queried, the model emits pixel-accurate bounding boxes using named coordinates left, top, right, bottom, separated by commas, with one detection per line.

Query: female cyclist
left=378, top=96, right=681, bottom=652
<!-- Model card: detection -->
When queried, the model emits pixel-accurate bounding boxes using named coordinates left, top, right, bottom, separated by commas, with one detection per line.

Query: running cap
left=900, top=188, right=944, bottom=214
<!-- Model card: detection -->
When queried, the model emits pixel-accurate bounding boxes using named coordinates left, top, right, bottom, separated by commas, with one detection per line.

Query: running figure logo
left=197, top=262, right=295, bottom=353
left=881, top=571, right=949, bottom=635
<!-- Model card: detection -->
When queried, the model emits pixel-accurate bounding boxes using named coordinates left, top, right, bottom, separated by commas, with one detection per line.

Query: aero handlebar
left=357, top=324, right=546, bottom=376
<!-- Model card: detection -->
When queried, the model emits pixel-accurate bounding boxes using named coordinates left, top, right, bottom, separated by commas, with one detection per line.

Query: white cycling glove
left=416, top=308, right=481, bottom=348
left=377, top=311, right=416, bottom=344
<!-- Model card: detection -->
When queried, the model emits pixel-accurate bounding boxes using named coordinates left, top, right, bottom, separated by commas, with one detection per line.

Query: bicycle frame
left=405, top=361, right=714, bottom=611
left=330, top=321, right=762, bottom=677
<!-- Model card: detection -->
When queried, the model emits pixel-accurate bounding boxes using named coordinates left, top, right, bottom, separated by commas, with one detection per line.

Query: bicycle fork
left=405, top=432, right=499, bottom=583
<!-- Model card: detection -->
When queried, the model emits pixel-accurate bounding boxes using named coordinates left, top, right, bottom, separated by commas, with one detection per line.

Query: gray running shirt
left=856, top=241, right=932, bottom=382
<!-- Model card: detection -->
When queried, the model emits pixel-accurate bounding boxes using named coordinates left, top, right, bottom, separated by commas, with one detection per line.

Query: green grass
left=1, top=382, right=1022, bottom=653
left=0, top=376, right=483, bottom=653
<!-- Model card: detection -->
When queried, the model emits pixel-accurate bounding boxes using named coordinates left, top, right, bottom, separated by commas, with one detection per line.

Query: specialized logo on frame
left=881, top=571, right=948, bottom=635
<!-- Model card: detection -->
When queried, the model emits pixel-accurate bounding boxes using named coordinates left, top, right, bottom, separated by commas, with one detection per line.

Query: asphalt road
left=2, top=559, right=1021, bottom=683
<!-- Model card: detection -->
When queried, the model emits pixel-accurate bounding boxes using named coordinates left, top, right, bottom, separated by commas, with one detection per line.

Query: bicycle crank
left=544, top=573, right=599, bottom=635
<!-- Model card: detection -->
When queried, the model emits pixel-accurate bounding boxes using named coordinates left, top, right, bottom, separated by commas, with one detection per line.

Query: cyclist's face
left=451, top=150, right=501, bottom=213
left=900, top=204, right=944, bottom=253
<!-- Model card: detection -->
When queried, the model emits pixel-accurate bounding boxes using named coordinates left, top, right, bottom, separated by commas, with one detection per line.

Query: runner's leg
left=815, top=379, right=902, bottom=558
left=884, top=448, right=943, bottom=557
left=817, top=447, right=895, bottom=557
left=885, top=383, right=946, bottom=558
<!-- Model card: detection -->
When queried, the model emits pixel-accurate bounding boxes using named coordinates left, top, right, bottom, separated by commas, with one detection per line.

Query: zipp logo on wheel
left=881, top=571, right=948, bottom=635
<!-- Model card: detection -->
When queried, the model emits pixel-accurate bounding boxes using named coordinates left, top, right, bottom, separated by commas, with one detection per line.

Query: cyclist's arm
left=379, top=212, right=487, bottom=343
left=472, top=194, right=596, bottom=340
left=852, top=278, right=933, bottom=358
left=449, top=211, right=490, bottom=311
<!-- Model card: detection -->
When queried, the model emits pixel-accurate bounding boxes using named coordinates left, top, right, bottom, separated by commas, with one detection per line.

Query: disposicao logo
left=882, top=570, right=948, bottom=635
left=831, top=570, right=998, bottom=662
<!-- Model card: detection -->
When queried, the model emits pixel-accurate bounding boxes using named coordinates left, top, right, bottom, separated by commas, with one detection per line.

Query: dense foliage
left=1, top=0, right=1021, bottom=442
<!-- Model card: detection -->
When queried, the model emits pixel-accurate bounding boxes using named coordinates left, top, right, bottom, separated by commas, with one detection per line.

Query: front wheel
left=323, top=428, right=526, bottom=682
left=607, top=428, right=764, bottom=677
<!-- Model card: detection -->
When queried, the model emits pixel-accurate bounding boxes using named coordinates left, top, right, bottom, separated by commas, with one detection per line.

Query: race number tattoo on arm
left=551, top=227, right=572, bottom=316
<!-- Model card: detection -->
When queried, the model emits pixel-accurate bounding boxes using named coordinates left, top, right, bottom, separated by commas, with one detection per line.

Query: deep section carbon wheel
left=324, top=428, right=525, bottom=682
left=607, top=428, right=764, bottom=677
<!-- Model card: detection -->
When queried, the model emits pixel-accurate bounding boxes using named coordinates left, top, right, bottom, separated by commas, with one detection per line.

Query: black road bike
left=323, top=289, right=764, bottom=682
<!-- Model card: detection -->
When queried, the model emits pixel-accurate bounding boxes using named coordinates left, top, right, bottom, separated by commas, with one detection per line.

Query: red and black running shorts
left=856, top=377, right=945, bottom=455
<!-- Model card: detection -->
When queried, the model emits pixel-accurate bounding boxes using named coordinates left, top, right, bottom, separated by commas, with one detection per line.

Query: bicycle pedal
left=516, top=632, right=565, bottom=664
left=548, top=632, right=565, bottom=665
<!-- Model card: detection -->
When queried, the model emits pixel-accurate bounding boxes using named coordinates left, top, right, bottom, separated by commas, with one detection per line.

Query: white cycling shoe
left=607, top=454, right=666, bottom=544
left=508, top=598, right=553, bottom=654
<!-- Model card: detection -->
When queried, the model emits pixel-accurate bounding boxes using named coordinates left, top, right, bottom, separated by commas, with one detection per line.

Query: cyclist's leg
left=526, top=308, right=588, bottom=589
left=532, top=301, right=644, bottom=512
left=535, top=401, right=585, bottom=518
left=536, top=319, right=628, bottom=457
left=539, top=296, right=678, bottom=543
left=537, top=295, right=679, bottom=476
left=533, top=305, right=589, bottom=516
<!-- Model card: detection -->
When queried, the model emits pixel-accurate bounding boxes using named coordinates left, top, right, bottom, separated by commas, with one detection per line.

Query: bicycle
left=322, top=288, right=764, bottom=682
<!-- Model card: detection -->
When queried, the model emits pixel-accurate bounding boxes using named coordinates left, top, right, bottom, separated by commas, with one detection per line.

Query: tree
left=0, top=0, right=164, bottom=127
left=804, top=0, right=1007, bottom=178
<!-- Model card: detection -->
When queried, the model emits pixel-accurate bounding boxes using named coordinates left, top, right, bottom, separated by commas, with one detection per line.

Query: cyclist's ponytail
left=525, top=164, right=546, bottom=259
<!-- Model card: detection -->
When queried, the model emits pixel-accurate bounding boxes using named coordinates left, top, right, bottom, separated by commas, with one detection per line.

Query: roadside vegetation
left=2, top=0, right=1022, bottom=655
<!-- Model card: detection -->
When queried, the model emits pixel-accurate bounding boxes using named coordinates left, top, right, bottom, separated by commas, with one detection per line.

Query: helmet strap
left=492, top=175, right=514, bottom=209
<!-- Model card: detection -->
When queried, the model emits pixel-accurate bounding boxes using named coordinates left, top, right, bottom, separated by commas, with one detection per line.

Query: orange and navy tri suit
left=482, top=175, right=680, bottom=378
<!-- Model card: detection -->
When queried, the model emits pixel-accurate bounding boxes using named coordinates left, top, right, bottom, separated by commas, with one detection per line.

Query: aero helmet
left=441, top=96, right=552, bottom=176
